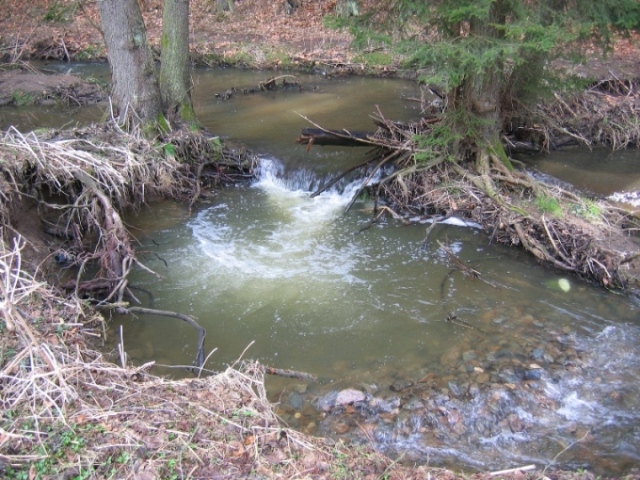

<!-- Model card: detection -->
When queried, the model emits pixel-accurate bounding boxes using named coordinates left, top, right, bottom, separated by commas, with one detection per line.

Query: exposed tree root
left=125, top=306, right=206, bottom=370
left=526, top=78, right=640, bottom=150
left=0, top=123, right=257, bottom=338
left=379, top=157, right=640, bottom=291
left=301, top=84, right=640, bottom=293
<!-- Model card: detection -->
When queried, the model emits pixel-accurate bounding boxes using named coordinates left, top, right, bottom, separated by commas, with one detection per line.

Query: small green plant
left=116, top=451, right=131, bottom=464
left=163, top=143, right=177, bottom=157
left=231, top=408, right=257, bottom=419
left=42, top=0, right=79, bottom=23
left=354, top=51, right=394, bottom=67
left=12, top=91, right=35, bottom=107
left=166, top=458, right=179, bottom=480
left=330, top=449, right=351, bottom=479
left=58, top=427, right=86, bottom=453
left=572, top=198, right=602, bottom=220
left=535, top=194, right=562, bottom=216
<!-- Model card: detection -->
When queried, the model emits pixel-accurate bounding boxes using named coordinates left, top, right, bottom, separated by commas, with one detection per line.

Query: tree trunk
left=98, top=0, right=161, bottom=126
left=449, top=0, right=507, bottom=162
left=335, top=0, right=359, bottom=17
left=160, top=0, right=196, bottom=124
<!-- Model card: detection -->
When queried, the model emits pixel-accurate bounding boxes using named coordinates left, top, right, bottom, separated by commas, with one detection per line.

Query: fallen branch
left=357, top=205, right=409, bottom=233
left=437, top=240, right=481, bottom=279
left=264, top=366, right=317, bottom=382
left=296, top=128, right=375, bottom=148
left=488, top=464, right=536, bottom=476
left=125, top=307, right=206, bottom=370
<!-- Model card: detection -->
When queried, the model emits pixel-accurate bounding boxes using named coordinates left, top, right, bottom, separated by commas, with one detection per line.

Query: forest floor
left=1, top=1, right=640, bottom=480
left=0, top=0, right=639, bottom=76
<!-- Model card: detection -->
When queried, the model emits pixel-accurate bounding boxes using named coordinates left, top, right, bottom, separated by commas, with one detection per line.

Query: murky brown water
left=3, top=64, right=639, bottom=475
left=520, top=147, right=640, bottom=209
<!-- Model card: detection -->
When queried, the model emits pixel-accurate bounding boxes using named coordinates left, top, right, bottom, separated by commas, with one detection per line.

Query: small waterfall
left=190, top=156, right=366, bottom=280
left=255, top=155, right=368, bottom=204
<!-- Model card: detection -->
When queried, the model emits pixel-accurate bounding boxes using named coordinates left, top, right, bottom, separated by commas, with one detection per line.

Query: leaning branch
left=125, top=306, right=206, bottom=370
left=264, top=366, right=317, bottom=382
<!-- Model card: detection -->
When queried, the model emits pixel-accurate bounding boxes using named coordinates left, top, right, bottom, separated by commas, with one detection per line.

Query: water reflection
left=520, top=147, right=640, bottom=202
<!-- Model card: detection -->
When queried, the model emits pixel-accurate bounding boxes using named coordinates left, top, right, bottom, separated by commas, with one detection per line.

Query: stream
left=3, top=65, right=640, bottom=475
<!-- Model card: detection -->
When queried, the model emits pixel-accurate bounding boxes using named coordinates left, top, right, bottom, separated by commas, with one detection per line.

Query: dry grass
left=538, top=79, right=640, bottom=150
left=336, top=90, right=640, bottom=291
left=0, top=125, right=255, bottom=307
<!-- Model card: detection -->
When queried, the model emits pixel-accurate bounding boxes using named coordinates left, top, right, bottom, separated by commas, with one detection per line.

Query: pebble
left=390, top=379, right=413, bottom=392
left=462, top=350, right=477, bottom=361
left=302, top=297, right=623, bottom=474
left=403, top=398, right=424, bottom=411
left=335, top=389, right=366, bottom=406
left=288, top=392, right=303, bottom=409
left=334, top=422, right=349, bottom=434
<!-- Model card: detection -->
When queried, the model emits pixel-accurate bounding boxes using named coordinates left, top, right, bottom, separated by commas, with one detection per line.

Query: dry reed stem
left=539, top=79, right=640, bottom=149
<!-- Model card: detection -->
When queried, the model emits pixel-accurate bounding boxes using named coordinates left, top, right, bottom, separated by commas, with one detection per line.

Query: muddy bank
left=0, top=69, right=105, bottom=107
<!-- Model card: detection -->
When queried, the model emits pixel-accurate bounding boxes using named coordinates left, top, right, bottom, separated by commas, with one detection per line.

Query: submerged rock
left=390, top=379, right=413, bottom=392
left=335, top=388, right=366, bottom=406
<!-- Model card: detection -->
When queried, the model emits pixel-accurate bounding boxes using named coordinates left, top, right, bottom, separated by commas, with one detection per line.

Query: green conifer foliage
left=338, top=0, right=639, bottom=161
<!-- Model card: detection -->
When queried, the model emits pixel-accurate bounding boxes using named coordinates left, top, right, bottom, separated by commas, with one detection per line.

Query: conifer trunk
left=97, top=0, right=161, bottom=125
left=450, top=0, right=507, bottom=161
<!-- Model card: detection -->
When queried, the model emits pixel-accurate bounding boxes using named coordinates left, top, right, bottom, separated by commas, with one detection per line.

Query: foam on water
left=191, top=157, right=363, bottom=279
left=120, top=153, right=640, bottom=474
left=608, top=190, right=640, bottom=207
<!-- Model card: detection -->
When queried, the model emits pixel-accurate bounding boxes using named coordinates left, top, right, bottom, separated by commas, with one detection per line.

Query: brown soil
left=0, top=0, right=639, bottom=105
left=0, top=0, right=636, bottom=76
left=0, top=69, right=103, bottom=106
left=0, top=0, right=357, bottom=65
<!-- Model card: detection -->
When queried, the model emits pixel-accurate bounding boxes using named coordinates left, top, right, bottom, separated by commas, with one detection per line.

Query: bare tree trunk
left=98, top=0, right=161, bottom=126
left=215, top=0, right=233, bottom=13
left=335, top=0, right=359, bottom=17
left=160, top=0, right=196, bottom=124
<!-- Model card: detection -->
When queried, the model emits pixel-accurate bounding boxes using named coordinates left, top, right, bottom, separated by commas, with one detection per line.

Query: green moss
left=489, top=142, right=514, bottom=171
left=12, top=91, right=36, bottom=106
left=535, top=194, right=562, bottom=216
left=180, top=102, right=197, bottom=124
left=354, top=51, right=394, bottom=67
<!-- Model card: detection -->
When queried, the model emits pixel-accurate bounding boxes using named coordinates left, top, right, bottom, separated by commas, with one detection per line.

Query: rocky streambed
left=274, top=303, right=640, bottom=476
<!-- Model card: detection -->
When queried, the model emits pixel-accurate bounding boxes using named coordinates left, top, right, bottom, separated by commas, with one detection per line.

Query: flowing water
left=520, top=148, right=640, bottom=208
left=3, top=65, right=640, bottom=475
